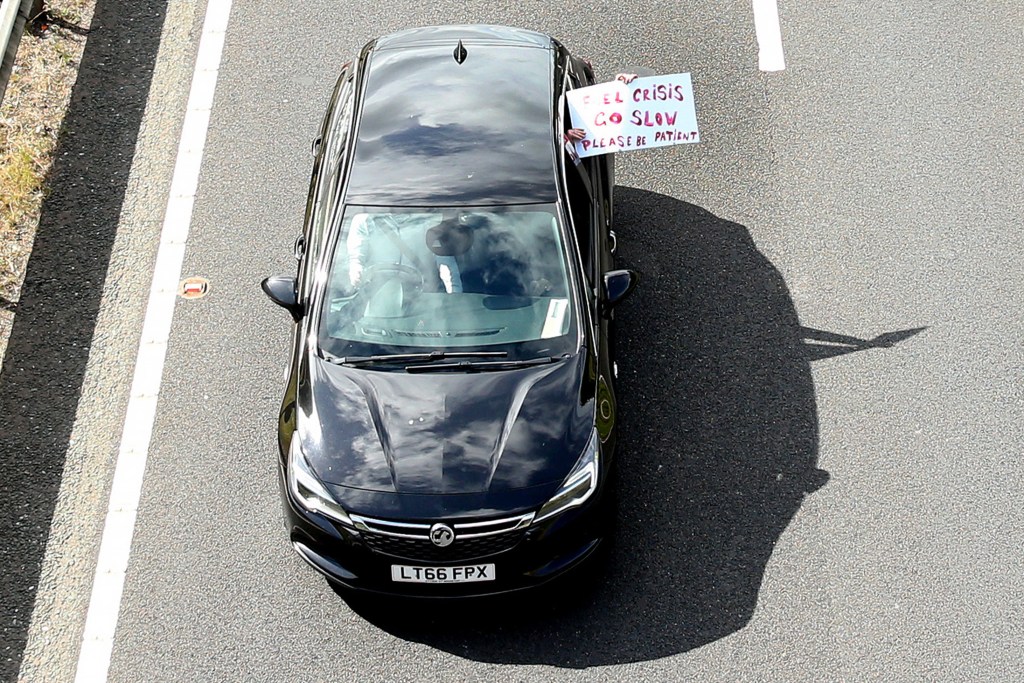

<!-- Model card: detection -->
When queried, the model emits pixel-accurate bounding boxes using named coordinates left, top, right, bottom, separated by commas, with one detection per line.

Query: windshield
left=317, top=205, right=578, bottom=360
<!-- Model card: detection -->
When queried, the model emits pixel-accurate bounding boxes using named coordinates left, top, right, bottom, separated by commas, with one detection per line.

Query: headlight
left=287, top=436, right=353, bottom=526
left=534, top=430, right=600, bottom=523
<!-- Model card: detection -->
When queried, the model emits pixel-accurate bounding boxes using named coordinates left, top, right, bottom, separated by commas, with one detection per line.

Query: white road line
left=72, top=1, right=233, bottom=681
left=752, top=0, right=787, bottom=71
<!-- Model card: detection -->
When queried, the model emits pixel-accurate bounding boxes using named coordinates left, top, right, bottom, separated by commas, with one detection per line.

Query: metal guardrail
left=0, top=0, right=41, bottom=106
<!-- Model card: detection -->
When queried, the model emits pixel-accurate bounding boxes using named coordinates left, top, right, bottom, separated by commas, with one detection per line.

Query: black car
left=262, top=25, right=637, bottom=596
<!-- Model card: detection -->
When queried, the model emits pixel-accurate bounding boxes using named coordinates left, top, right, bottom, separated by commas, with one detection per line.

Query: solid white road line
left=72, top=1, right=233, bottom=681
left=752, top=0, right=787, bottom=71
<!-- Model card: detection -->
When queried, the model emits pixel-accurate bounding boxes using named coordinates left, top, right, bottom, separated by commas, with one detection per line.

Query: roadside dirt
left=0, top=0, right=95, bottom=369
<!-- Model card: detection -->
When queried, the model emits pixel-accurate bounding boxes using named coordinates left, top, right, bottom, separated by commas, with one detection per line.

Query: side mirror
left=602, top=269, right=638, bottom=315
left=261, top=276, right=303, bottom=321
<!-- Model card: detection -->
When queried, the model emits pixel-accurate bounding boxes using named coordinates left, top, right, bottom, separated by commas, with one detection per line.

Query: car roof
left=343, top=26, right=561, bottom=207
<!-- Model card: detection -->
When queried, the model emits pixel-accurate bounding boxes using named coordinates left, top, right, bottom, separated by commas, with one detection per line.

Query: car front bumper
left=277, top=466, right=609, bottom=597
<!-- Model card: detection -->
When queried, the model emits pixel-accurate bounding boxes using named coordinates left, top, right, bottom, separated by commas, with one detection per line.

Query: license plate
left=391, top=564, right=495, bottom=584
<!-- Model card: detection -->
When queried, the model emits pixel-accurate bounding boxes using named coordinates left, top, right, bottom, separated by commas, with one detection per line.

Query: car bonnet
left=300, top=352, right=595, bottom=500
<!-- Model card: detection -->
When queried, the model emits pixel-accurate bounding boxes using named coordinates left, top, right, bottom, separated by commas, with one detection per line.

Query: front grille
left=361, top=529, right=527, bottom=562
left=349, top=512, right=534, bottom=563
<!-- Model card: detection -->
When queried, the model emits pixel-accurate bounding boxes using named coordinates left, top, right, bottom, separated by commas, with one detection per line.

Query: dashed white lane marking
left=73, top=1, right=233, bottom=681
left=752, top=0, right=787, bottom=71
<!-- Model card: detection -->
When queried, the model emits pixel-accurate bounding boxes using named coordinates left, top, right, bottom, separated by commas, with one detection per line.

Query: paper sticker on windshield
left=541, top=298, right=569, bottom=339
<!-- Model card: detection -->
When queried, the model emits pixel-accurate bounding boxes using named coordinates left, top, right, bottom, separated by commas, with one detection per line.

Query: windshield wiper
left=404, top=355, right=564, bottom=373
left=322, top=350, right=507, bottom=367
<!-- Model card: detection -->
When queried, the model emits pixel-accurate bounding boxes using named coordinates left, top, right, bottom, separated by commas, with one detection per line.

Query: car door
left=559, top=64, right=619, bottom=448
left=278, top=66, right=355, bottom=455
left=564, top=58, right=619, bottom=447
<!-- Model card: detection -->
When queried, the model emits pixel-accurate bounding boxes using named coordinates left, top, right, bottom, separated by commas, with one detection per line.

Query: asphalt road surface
left=3, top=0, right=1023, bottom=681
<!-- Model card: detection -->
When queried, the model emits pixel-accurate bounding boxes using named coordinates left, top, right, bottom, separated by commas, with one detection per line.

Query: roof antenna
left=454, top=40, right=468, bottom=64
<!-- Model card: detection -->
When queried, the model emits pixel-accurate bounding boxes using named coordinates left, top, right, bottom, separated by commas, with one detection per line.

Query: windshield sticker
left=541, top=298, right=569, bottom=339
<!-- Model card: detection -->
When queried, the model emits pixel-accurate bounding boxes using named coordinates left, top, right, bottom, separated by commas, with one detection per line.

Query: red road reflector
left=178, top=276, right=210, bottom=299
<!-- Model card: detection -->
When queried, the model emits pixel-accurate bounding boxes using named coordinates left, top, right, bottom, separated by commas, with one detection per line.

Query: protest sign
left=566, top=73, right=700, bottom=158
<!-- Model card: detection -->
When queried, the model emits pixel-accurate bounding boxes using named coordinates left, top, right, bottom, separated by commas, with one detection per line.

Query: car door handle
left=293, top=235, right=306, bottom=261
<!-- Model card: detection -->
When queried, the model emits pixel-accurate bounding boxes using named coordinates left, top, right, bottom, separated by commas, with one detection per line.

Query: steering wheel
left=361, top=262, right=424, bottom=300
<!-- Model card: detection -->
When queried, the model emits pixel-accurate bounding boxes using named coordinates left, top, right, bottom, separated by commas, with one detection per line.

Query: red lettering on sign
left=629, top=110, right=679, bottom=127
left=631, top=83, right=686, bottom=102
left=594, top=111, right=623, bottom=126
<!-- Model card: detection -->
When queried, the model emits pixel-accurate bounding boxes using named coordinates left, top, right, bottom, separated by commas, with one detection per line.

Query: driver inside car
left=345, top=212, right=469, bottom=294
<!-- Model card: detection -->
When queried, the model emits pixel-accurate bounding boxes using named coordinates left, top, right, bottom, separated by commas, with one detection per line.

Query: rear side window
left=309, top=72, right=354, bottom=266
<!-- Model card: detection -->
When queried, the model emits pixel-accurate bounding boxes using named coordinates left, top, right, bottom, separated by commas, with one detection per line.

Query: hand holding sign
left=566, top=73, right=700, bottom=158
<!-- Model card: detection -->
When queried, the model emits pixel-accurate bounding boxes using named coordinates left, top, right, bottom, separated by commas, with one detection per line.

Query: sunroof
left=345, top=42, right=558, bottom=206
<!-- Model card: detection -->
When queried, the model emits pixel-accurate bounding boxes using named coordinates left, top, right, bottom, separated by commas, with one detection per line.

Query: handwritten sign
left=566, top=73, right=700, bottom=157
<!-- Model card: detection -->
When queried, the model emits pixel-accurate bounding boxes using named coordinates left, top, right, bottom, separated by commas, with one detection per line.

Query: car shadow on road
left=342, top=187, right=921, bottom=666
